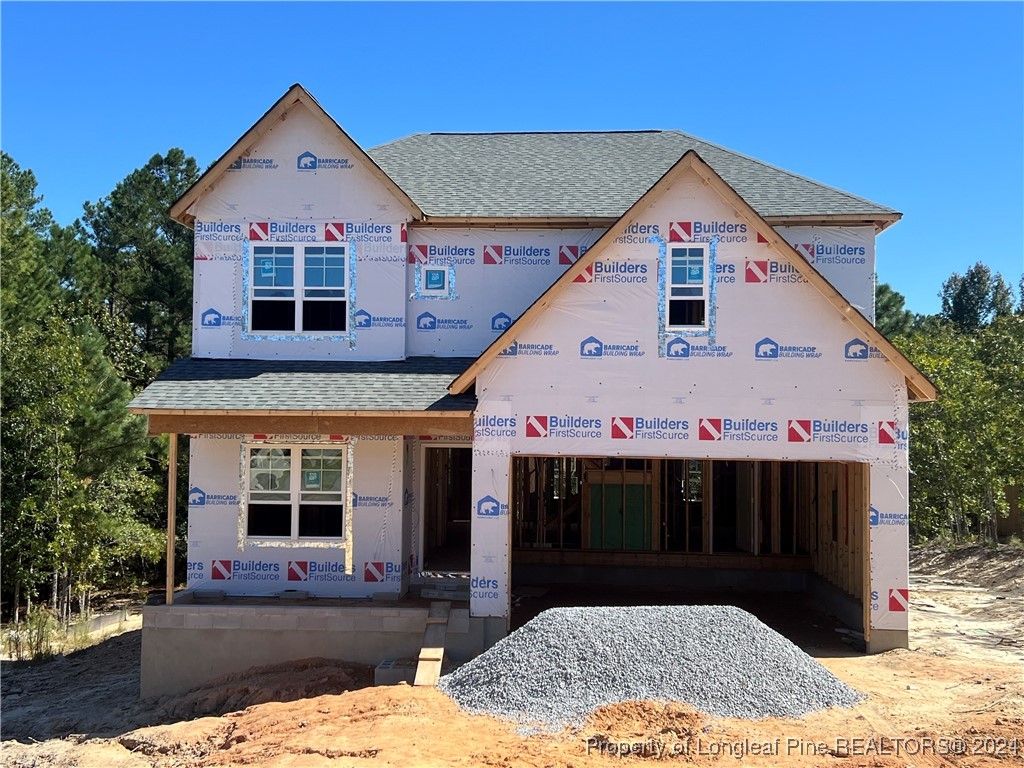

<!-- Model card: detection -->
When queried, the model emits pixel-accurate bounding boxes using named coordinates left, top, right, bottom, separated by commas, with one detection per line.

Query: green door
left=588, top=474, right=652, bottom=550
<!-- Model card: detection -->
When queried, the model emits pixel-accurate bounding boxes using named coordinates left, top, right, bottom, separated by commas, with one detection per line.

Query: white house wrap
left=131, top=84, right=933, bottom=682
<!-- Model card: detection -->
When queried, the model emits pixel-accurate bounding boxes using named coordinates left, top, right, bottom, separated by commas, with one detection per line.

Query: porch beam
left=144, top=413, right=473, bottom=438
left=166, top=432, right=178, bottom=605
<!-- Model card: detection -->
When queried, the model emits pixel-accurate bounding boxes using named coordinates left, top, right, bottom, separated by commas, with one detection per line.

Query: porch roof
left=129, top=357, right=477, bottom=414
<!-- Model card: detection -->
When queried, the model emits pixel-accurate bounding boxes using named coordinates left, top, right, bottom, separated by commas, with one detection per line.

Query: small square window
left=425, top=268, right=447, bottom=291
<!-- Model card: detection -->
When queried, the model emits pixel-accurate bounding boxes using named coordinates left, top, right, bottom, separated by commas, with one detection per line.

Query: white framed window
left=246, top=445, right=346, bottom=539
left=667, top=244, right=708, bottom=329
left=421, top=266, right=449, bottom=297
left=250, top=243, right=348, bottom=333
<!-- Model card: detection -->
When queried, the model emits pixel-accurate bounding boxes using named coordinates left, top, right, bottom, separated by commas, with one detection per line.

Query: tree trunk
left=13, top=581, right=20, bottom=624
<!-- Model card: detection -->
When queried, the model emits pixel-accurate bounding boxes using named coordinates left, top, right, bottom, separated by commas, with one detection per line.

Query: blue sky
left=2, top=2, right=1021, bottom=314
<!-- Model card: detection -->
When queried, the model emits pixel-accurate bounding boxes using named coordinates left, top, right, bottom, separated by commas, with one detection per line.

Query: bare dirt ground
left=2, top=544, right=1022, bottom=767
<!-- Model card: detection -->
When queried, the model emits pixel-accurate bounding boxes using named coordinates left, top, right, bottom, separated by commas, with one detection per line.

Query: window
left=247, top=446, right=346, bottom=539
left=422, top=267, right=448, bottom=297
left=667, top=245, right=707, bottom=329
left=250, top=244, right=347, bottom=333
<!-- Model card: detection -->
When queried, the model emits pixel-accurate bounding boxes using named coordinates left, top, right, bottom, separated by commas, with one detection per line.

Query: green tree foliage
left=82, top=149, right=199, bottom=367
left=874, top=282, right=914, bottom=337
left=1, top=153, right=166, bottom=622
left=940, top=261, right=1016, bottom=332
left=898, top=312, right=1024, bottom=541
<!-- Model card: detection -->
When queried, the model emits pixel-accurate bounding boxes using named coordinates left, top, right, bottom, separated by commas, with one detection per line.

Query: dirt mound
left=146, top=657, right=373, bottom=721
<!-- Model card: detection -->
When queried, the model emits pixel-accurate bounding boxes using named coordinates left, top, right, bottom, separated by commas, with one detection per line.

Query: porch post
left=166, top=432, right=178, bottom=605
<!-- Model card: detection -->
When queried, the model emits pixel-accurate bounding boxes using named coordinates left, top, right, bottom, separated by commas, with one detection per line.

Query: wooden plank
left=770, top=463, right=781, bottom=555
left=414, top=602, right=451, bottom=687
left=427, top=601, right=452, bottom=621
left=413, top=659, right=443, bottom=687
left=166, top=432, right=178, bottom=606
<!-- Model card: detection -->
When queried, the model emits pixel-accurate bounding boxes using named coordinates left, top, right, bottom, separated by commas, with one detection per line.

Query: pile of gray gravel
left=438, top=605, right=861, bottom=729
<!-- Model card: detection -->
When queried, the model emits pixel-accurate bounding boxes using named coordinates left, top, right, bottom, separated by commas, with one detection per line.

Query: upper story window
left=667, top=244, right=708, bottom=329
left=251, top=244, right=347, bottom=333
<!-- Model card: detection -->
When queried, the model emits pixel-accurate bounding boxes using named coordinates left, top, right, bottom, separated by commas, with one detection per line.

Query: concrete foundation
left=141, top=601, right=505, bottom=698
left=866, top=628, right=910, bottom=653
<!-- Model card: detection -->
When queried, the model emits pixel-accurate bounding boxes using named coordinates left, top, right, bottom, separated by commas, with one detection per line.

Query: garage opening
left=511, top=457, right=869, bottom=635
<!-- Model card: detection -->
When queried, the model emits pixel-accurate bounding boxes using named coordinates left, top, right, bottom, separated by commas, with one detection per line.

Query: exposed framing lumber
left=166, top=432, right=178, bottom=606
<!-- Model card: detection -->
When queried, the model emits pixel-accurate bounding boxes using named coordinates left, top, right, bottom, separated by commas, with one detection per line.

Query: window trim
left=242, top=443, right=349, bottom=543
left=666, top=243, right=709, bottom=331
left=247, top=241, right=350, bottom=335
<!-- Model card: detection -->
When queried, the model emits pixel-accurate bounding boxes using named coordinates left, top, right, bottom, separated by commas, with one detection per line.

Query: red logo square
left=788, top=420, right=812, bottom=443
left=698, top=418, right=722, bottom=441
left=611, top=417, right=634, bottom=439
left=525, top=415, right=548, bottom=438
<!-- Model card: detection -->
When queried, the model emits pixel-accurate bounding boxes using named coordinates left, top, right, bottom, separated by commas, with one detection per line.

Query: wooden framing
left=169, top=84, right=423, bottom=227
left=166, top=432, right=178, bottom=605
left=142, top=412, right=472, bottom=437
left=413, top=213, right=901, bottom=232
left=511, top=456, right=870, bottom=619
left=448, top=150, right=937, bottom=402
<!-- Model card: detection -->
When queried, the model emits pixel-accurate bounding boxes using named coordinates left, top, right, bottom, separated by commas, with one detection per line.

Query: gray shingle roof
left=129, top=358, right=477, bottom=412
left=368, top=131, right=897, bottom=220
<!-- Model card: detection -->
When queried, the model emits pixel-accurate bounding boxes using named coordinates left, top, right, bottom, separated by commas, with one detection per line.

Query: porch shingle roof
left=129, top=357, right=477, bottom=412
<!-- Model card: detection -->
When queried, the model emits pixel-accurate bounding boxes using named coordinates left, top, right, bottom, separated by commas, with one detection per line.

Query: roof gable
left=450, top=150, right=936, bottom=402
left=170, top=84, right=423, bottom=226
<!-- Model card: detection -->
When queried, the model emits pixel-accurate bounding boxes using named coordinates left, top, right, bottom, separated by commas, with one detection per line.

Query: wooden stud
left=166, top=432, right=178, bottom=606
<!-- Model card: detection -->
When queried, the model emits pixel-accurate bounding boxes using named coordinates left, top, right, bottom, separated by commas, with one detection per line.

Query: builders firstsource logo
left=878, top=421, right=909, bottom=450
left=614, top=222, right=660, bottom=245
left=287, top=560, right=356, bottom=583
left=363, top=561, right=402, bottom=583
left=573, top=261, right=649, bottom=284
left=559, top=245, right=589, bottom=264
left=475, top=415, right=517, bottom=438
left=669, top=220, right=748, bottom=244
left=482, top=244, right=551, bottom=266
left=793, top=241, right=867, bottom=266
left=407, top=244, right=476, bottom=265
left=210, top=560, right=280, bottom=582
left=195, top=221, right=245, bottom=243
left=611, top=416, right=689, bottom=440
left=524, top=415, right=603, bottom=439
left=248, top=221, right=319, bottom=243
left=698, top=417, right=779, bottom=442
left=322, top=222, right=393, bottom=243
left=787, top=419, right=869, bottom=444
left=744, top=259, right=806, bottom=284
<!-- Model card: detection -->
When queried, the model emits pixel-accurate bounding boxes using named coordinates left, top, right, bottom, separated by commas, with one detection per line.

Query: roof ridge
left=664, top=130, right=897, bottom=214
left=425, top=130, right=666, bottom=136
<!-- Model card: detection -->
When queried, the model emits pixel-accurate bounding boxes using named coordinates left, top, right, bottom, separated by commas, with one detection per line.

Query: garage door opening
left=511, top=456, right=869, bottom=639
